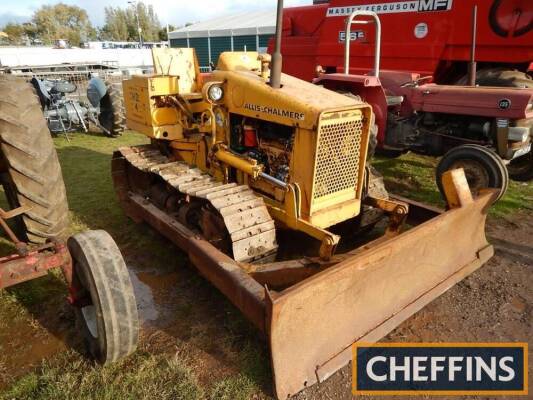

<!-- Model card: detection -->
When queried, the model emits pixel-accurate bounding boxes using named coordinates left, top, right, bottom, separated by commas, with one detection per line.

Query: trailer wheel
left=436, top=144, right=508, bottom=202
left=507, top=149, right=533, bottom=181
left=98, top=83, right=126, bottom=137
left=68, top=230, right=139, bottom=364
left=0, top=77, right=69, bottom=243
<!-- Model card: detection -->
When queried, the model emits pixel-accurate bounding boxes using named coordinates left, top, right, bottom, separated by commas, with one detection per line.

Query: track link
left=118, top=145, right=278, bottom=262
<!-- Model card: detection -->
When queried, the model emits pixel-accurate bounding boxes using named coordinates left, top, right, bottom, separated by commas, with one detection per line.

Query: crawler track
left=116, top=145, right=278, bottom=262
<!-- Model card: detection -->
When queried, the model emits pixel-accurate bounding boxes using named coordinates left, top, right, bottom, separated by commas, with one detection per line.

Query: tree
left=2, top=23, right=26, bottom=44
left=21, top=22, right=39, bottom=43
left=32, top=3, right=96, bottom=46
left=101, top=7, right=129, bottom=41
left=1, top=22, right=39, bottom=45
left=158, top=24, right=176, bottom=41
left=136, top=2, right=161, bottom=42
left=101, top=1, right=162, bottom=42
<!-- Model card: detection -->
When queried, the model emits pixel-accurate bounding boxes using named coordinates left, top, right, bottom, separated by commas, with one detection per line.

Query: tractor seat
left=386, top=95, right=404, bottom=107
left=51, top=81, right=77, bottom=94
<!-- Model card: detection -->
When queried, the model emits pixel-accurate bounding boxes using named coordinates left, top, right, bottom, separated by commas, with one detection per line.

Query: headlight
left=208, top=85, right=224, bottom=102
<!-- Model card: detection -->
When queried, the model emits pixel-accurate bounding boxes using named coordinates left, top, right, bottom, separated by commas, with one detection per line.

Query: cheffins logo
left=327, top=0, right=453, bottom=17
left=353, top=343, right=528, bottom=395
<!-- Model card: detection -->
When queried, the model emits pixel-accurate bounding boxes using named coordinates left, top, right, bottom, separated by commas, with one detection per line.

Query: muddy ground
left=0, top=211, right=531, bottom=399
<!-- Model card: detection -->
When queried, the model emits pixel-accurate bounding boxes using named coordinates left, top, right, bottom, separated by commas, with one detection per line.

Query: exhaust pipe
left=270, top=0, right=283, bottom=89
left=467, top=5, right=478, bottom=86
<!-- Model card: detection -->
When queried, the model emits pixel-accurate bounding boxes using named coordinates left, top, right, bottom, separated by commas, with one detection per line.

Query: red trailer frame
left=0, top=206, right=73, bottom=291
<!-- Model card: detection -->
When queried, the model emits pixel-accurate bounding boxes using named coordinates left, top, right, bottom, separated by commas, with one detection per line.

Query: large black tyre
left=68, top=230, right=139, bottom=364
left=375, top=148, right=404, bottom=158
left=339, top=91, right=378, bottom=160
left=436, top=144, right=509, bottom=202
left=366, top=165, right=389, bottom=200
left=367, top=122, right=378, bottom=160
left=457, top=68, right=533, bottom=88
left=350, top=166, right=389, bottom=236
left=98, top=83, right=126, bottom=137
left=507, top=148, right=533, bottom=182
left=0, top=77, right=69, bottom=243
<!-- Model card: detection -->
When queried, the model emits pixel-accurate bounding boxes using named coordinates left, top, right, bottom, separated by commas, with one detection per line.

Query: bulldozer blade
left=114, top=152, right=497, bottom=398
left=266, top=190, right=495, bottom=399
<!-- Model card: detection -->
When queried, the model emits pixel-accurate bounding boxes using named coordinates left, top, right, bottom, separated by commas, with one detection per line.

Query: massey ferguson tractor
left=115, top=1, right=500, bottom=397
left=276, top=4, right=533, bottom=196
left=0, top=76, right=138, bottom=364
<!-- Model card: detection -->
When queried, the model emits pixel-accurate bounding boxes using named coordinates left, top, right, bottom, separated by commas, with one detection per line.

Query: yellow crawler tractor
left=113, top=1, right=498, bottom=397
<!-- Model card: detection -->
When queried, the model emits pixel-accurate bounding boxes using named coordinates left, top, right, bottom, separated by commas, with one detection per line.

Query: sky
left=0, top=0, right=312, bottom=28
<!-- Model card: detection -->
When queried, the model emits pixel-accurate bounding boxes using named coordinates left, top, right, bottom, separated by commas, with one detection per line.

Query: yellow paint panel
left=211, top=69, right=369, bottom=131
left=152, top=107, right=179, bottom=126
left=152, top=48, right=201, bottom=94
left=217, top=52, right=261, bottom=72
left=123, top=75, right=184, bottom=140
left=308, top=198, right=361, bottom=228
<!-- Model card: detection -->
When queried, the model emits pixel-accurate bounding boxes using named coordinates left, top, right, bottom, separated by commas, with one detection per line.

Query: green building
left=168, top=11, right=275, bottom=70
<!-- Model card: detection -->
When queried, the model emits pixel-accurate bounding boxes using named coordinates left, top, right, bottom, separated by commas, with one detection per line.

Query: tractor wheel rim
left=75, top=260, right=98, bottom=339
left=81, top=305, right=98, bottom=338
left=450, top=160, right=490, bottom=193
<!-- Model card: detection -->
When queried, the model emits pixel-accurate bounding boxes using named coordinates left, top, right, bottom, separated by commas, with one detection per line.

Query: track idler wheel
left=436, top=144, right=509, bottom=202
left=199, top=205, right=232, bottom=254
left=68, top=230, right=139, bottom=364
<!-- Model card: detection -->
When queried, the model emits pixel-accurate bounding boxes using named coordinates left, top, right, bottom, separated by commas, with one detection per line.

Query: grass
left=0, top=131, right=272, bottom=399
left=372, top=152, right=533, bottom=216
left=0, top=131, right=531, bottom=399
left=0, top=350, right=204, bottom=400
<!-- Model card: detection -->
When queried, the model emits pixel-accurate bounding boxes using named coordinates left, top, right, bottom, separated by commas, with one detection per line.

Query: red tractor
left=279, top=0, right=532, bottom=87
left=275, top=3, right=533, bottom=197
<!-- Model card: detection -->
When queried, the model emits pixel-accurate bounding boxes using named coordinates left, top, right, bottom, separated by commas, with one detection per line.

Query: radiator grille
left=313, top=115, right=364, bottom=200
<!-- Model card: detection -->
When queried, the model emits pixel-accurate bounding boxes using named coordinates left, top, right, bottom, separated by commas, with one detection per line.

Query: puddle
left=0, top=265, right=182, bottom=388
left=128, top=266, right=181, bottom=329
left=128, top=269, right=159, bottom=323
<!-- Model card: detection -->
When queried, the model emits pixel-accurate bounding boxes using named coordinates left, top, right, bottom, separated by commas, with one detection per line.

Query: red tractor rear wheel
left=456, top=68, right=533, bottom=88
left=507, top=150, right=533, bottom=181
left=0, top=77, right=69, bottom=242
